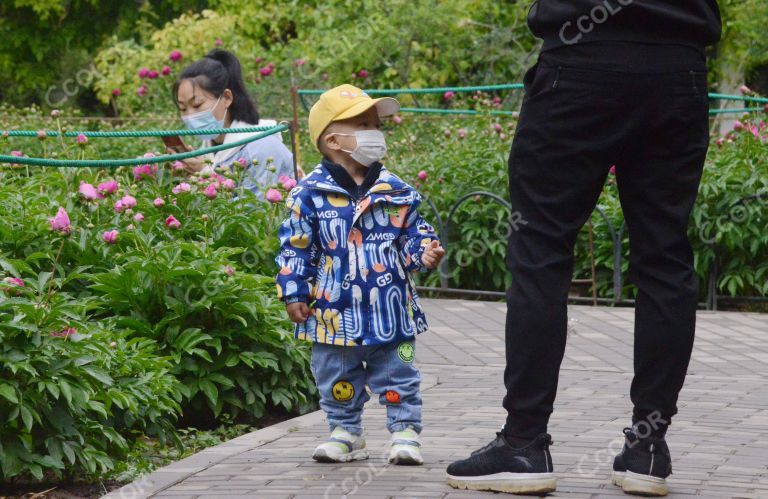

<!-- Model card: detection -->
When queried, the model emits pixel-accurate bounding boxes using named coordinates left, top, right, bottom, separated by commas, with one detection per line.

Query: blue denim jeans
left=310, top=340, right=422, bottom=435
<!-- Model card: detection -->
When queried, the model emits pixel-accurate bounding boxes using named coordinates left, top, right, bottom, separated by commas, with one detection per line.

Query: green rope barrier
left=0, top=126, right=275, bottom=138
left=709, top=107, right=765, bottom=115
left=297, top=84, right=524, bottom=96
left=0, top=124, right=289, bottom=168
left=709, top=93, right=768, bottom=104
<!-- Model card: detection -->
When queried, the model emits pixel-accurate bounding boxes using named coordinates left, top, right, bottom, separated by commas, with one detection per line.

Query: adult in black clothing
left=446, top=1, right=722, bottom=496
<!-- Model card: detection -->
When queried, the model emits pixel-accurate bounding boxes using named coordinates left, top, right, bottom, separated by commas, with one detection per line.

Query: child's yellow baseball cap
left=308, top=84, right=400, bottom=150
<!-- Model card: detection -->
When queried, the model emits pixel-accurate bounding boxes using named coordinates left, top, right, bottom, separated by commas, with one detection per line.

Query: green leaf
left=0, top=384, right=18, bottom=404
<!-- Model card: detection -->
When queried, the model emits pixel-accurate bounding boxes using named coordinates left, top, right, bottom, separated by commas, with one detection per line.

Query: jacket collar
left=302, top=162, right=411, bottom=199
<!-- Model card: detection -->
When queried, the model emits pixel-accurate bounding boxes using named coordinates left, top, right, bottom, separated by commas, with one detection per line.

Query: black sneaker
left=446, top=433, right=556, bottom=494
left=612, top=427, right=671, bottom=496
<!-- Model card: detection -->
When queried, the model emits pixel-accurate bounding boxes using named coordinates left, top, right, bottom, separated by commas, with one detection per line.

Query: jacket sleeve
left=399, top=193, right=439, bottom=273
left=275, top=187, right=318, bottom=303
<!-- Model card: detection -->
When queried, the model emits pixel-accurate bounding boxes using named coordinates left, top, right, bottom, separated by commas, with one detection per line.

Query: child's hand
left=421, top=240, right=446, bottom=269
left=286, top=301, right=312, bottom=323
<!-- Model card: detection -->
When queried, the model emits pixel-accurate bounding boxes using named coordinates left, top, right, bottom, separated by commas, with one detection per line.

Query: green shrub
left=0, top=275, right=180, bottom=481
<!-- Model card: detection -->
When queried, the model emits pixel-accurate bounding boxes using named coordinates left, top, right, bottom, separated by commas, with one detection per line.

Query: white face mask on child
left=331, top=130, right=388, bottom=166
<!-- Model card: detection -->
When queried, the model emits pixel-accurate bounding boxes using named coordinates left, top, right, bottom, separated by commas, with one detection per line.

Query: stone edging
left=102, top=372, right=440, bottom=499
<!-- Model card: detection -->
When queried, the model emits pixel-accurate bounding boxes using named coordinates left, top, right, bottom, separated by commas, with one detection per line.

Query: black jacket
left=528, top=0, right=722, bottom=52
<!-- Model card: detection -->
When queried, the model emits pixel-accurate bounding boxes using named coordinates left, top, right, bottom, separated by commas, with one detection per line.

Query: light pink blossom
left=265, top=188, right=283, bottom=203
left=203, top=183, right=218, bottom=199
left=102, top=230, right=119, bottom=244
left=133, top=163, right=157, bottom=181
left=417, top=170, right=427, bottom=181
left=153, top=197, right=165, bottom=207
left=97, top=180, right=118, bottom=195
left=172, top=182, right=192, bottom=195
left=79, top=182, right=103, bottom=201
left=133, top=213, right=145, bottom=222
left=49, top=207, right=71, bottom=235
left=282, top=178, right=297, bottom=190
left=165, top=215, right=181, bottom=229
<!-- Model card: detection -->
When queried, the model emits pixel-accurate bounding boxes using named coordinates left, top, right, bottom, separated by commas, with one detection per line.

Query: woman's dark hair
left=173, top=49, right=260, bottom=124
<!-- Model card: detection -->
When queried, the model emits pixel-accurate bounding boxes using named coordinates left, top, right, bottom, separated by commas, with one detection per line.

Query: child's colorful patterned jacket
left=275, top=162, right=439, bottom=346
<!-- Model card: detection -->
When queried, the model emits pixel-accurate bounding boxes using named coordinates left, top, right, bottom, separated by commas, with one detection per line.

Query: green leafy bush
left=0, top=276, right=180, bottom=481
left=0, top=120, right=315, bottom=482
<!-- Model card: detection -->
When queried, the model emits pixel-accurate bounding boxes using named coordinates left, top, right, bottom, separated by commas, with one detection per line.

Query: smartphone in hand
left=162, top=135, right=187, bottom=152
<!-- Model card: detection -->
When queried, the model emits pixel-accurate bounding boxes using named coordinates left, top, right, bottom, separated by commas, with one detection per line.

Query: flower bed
left=0, top=126, right=315, bottom=483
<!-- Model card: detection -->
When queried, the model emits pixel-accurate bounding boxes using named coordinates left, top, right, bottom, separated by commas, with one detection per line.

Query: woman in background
left=170, top=49, right=293, bottom=198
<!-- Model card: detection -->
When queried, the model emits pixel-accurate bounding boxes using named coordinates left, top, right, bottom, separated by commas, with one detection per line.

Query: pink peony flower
left=609, top=165, right=616, bottom=175
left=255, top=56, right=263, bottom=64
left=282, top=178, right=297, bottom=191
left=161, top=65, right=171, bottom=76
left=392, top=115, right=403, bottom=125
left=172, top=182, right=192, bottom=195
left=203, top=183, right=218, bottom=199
left=492, top=123, right=503, bottom=133
left=237, top=157, right=247, bottom=168
left=165, top=215, right=181, bottom=229
left=2, top=276, right=25, bottom=296
left=112, top=88, right=121, bottom=97
left=76, top=133, right=88, bottom=145
left=11, top=151, right=22, bottom=157
left=733, top=120, right=745, bottom=131
left=259, top=65, right=274, bottom=77
left=169, top=50, right=183, bottom=62
left=120, top=195, right=137, bottom=208
left=278, top=174, right=289, bottom=183
left=265, top=188, right=283, bottom=203
left=147, top=70, right=159, bottom=79
left=133, top=213, right=145, bottom=222
left=78, top=182, right=103, bottom=201
left=50, top=327, right=76, bottom=339
left=153, top=197, right=165, bottom=207
left=49, top=207, right=71, bottom=235
left=358, top=69, right=369, bottom=78
left=137, top=85, right=148, bottom=97
left=3, top=276, right=25, bottom=288
left=133, top=163, right=157, bottom=181
left=225, top=265, right=234, bottom=277
left=417, top=170, right=427, bottom=181
left=457, top=128, right=467, bottom=139
left=215, top=38, right=223, bottom=46
left=221, top=179, right=235, bottom=190
left=37, top=130, right=47, bottom=140
left=97, top=180, right=118, bottom=195
left=716, top=137, right=725, bottom=148
left=102, top=230, right=119, bottom=244
left=443, top=129, right=451, bottom=137
left=443, top=91, right=455, bottom=101
left=739, top=84, right=753, bottom=95
left=294, top=59, right=306, bottom=67
left=138, top=67, right=150, bottom=78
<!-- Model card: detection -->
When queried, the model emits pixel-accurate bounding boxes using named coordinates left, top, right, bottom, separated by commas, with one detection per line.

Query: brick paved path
left=106, top=299, right=768, bottom=498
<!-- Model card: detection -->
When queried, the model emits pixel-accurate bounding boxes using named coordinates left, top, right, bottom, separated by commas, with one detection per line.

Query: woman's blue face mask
left=182, top=96, right=225, bottom=140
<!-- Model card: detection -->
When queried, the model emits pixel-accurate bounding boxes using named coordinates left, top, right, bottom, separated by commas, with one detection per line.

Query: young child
left=275, top=84, right=445, bottom=465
